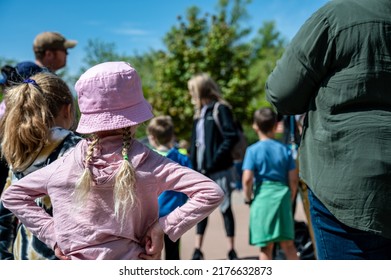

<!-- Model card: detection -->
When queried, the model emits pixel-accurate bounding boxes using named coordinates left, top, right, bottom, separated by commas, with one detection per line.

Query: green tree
left=79, top=38, right=157, bottom=92
left=249, top=21, right=286, bottom=109
left=152, top=0, right=255, bottom=140
left=77, top=39, right=128, bottom=75
left=150, top=0, right=252, bottom=138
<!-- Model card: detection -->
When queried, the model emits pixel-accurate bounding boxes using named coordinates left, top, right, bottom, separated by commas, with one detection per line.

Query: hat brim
left=76, top=99, right=153, bottom=134
left=64, top=40, right=77, bottom=49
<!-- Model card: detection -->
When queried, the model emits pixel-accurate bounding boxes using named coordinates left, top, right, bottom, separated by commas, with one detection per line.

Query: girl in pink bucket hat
left=1, top=61, right=224, bottom=260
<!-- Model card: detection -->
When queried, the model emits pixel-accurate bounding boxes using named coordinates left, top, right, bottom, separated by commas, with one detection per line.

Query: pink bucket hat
left=75, top=62, right=153, bottom=134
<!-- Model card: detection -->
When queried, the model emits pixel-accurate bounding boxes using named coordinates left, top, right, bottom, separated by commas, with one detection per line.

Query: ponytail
left=0, top=72, right=74, bottom=172
left=1, top=79, right=52, bottom=171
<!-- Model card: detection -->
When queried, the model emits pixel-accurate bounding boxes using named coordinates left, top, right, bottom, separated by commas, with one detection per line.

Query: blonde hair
left=74, top=127, right=137, bottom=224
left=0, top=72, right=74, bottom=171
left=187, top=73, right=230, bottom=118
left=146, top=115, right=174, bottom=146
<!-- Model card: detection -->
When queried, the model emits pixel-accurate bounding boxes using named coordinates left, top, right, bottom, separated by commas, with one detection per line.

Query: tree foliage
left=81, top=39, right=128, bottom=72
left=248, top=21, right=286, bottom=110
left=151, top=0, right=256, bottom=140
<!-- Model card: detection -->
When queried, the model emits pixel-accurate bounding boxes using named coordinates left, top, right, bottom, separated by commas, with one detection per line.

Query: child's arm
left=242, top=170, right=254, bottom=205
left=288, top=168, right=299, bottom=202
left=139, top=221, right=164, bottom=260
left=1, top=168, right=57, bottom=250
left=153, top=159, right=224, bottom=242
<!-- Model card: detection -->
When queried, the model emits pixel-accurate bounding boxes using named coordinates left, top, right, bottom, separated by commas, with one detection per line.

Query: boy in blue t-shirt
left=147, top=115, right=192, bottom=260
left=242, top=107, right=299, bottom=260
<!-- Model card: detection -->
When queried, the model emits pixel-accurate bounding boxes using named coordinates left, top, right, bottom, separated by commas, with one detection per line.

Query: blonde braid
left=114, top=127, right=137, bottom=224
left=73, top=135, right=99, bottom=206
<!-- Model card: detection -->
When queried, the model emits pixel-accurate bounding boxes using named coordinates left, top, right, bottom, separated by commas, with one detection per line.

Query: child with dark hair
left=242, top=107, right=299, bottom=260
left=147, top=115, right=192, bottom=260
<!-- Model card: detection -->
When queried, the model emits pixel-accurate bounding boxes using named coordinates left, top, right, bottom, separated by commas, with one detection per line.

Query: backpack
left=212, top=102, right=247, bottom=161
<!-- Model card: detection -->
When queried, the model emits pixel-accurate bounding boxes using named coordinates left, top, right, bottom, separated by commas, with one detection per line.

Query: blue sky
left=1, top=0, right=329, bottom=75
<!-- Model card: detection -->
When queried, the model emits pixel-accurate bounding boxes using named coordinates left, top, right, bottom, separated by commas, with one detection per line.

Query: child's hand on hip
left=54, top=243, right=71, bottom=260
left=139, top=221, right=164, bottom=260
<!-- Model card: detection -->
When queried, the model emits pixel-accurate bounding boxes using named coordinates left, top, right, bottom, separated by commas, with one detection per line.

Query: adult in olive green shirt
left=266, top=0, right=391, bottom=259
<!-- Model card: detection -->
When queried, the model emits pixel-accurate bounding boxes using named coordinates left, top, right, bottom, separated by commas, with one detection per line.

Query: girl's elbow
left=216, top=188, right=224, bottom=202
left=1, top=191, right=12, bottom=209
left=211, top=185, right=224, bottom=204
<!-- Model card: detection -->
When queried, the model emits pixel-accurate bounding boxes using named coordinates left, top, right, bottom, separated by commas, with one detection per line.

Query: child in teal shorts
left=242, top=107, right=299, bottom=260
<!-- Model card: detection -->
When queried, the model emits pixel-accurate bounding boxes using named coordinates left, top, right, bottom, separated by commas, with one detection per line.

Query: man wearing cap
left=33, top=31, right=77, bottom=72
left=0, top=32, right=76, bottom=90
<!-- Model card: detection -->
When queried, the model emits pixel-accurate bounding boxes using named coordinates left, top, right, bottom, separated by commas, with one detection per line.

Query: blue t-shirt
left=157, top=147, right=192, bottom=217
left=242, top=139, right=295, bottom=186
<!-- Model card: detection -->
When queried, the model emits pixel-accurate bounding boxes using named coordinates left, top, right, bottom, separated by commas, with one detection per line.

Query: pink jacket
left=1, top=135, right=223, bottom=259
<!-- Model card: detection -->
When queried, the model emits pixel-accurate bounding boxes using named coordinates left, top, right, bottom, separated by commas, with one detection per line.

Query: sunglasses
left=49, top=49, right=68, bottom=55
left=58, top=49, right=69, bottom=55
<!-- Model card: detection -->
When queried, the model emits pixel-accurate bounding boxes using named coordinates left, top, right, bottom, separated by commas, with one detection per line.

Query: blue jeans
left=308, top=188, right=391, bottom=260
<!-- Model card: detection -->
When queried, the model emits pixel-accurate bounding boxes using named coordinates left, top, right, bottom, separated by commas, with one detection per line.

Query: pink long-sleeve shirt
left=1, top=135, right=223, bottom=260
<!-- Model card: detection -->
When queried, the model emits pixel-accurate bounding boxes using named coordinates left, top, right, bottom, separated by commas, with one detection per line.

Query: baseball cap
left=0, top=62, right=46, bottom=86
left=16, top=62, right=45, bottom=78
left=33, top=32, right=77, bottom=53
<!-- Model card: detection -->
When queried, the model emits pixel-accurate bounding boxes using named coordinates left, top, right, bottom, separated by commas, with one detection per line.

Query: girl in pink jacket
left=1, top=61, right=224, bottom=260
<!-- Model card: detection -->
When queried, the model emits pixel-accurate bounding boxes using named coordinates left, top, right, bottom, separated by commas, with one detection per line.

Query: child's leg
left=222, top=206, right=235, bottom=250
left=280, top=240, right=299, bottom=260
left=194, top=217, right=208, bottom=249
left=259, top=243, right=274, bottom=260
left=164, top=234, right=180, bottom=260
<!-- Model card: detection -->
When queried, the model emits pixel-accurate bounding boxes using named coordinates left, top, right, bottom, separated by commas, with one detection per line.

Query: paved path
left=178, top=189, right=308, bottom=260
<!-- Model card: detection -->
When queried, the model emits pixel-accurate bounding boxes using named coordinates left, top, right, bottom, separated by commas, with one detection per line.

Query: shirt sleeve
left=152, top=154, right=224, bottom=241
left=1, top=164, right=59, bottom=250
left=242, top=146, right=255, bottom=171
left=266, top=7, right=334, bottom=115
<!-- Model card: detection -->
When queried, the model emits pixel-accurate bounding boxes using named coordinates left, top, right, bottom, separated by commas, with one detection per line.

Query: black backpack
left=212, top=102, right=247, bottom=161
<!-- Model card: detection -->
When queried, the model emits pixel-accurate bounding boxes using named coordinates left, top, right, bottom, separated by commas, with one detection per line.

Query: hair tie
left=123, top=154, right=129, bottom=161
left=23, top=79, right=38, bottom=87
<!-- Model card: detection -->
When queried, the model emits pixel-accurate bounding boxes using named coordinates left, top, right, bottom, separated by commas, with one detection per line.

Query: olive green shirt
left=266, top=0, right=391, bottom=238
